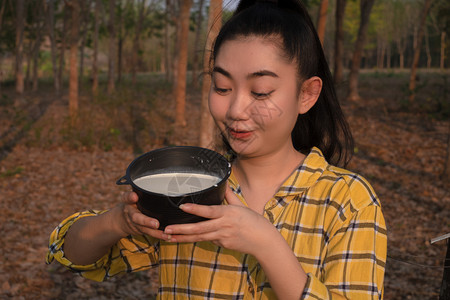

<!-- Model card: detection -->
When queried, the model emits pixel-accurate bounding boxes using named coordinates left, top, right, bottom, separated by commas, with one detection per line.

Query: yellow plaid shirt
left=47, top=147, right=387, bottom=299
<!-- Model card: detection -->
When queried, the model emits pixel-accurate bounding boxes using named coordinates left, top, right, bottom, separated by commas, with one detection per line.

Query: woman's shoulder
left=321, top=164, right=381, bottom=211
left=302, top=148, right=380, bottom=212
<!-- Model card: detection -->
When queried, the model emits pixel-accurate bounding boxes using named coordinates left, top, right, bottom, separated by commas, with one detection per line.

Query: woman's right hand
left=116, top=191, right=169, bottom=240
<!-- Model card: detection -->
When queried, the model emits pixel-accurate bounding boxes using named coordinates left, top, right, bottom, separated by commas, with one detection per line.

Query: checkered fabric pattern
left=47, top=147, right=387, bottom=299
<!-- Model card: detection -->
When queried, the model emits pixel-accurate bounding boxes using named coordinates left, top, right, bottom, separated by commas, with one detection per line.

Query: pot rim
left=117, top=146, right=232, bottom=198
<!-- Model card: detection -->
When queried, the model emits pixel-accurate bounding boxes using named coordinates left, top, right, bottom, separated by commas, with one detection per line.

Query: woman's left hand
left=163, top=185, right=276, bottom=255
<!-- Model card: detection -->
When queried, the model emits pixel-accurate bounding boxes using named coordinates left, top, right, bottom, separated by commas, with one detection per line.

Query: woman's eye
left=251, top=91, right=273, bottom=100
left=213, top=86, right=230, bottom=95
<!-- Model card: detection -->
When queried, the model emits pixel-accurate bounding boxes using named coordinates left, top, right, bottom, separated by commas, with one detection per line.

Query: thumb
left=122, top=191, right=139, bottom=204
left=224, top=184, right=246, bottom=207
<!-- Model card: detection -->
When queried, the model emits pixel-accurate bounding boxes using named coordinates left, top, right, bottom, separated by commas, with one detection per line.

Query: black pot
left=117, top=146, right=231, bottom=229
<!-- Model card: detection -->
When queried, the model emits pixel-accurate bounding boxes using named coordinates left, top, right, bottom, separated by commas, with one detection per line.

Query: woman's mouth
left=228, top=127, right=253, bottom=139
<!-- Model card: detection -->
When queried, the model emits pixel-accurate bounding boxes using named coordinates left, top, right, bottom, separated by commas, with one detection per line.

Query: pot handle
left=116, top=175, right=130, bottom=185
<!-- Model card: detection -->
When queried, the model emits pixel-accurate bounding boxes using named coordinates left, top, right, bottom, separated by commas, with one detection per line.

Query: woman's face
left=209, top=36, right=302, bottom=159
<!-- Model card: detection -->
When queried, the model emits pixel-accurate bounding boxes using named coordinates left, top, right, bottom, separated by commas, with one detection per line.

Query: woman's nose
left=227, top=90, right=252, bottom=121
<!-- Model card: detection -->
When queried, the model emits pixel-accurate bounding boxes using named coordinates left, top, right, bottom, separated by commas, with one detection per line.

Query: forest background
left=0, top=0, right=449, bottom=299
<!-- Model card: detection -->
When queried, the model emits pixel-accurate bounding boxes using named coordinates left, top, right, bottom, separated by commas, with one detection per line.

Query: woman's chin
left=229, top=139, right=258, bottom=158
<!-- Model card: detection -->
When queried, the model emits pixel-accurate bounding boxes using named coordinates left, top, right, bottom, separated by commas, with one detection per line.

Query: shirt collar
left=227, top=147, right=327, bottom=199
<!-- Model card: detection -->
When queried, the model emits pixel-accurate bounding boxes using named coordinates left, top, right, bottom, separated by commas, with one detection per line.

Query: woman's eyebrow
left=212, top=66, right=232, bottom=78
left=247, top=70, right=279, bottom=79
left=212, top=66, right=279, bottom=80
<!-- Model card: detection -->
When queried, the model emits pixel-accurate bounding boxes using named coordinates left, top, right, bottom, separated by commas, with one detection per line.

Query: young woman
left=47, top=0, right=387, bottom=299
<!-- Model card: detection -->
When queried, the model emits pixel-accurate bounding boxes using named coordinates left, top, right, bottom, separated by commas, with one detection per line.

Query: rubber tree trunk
left=15, top=0, right=25, bottom=95
left=0, top=0, right=5, bottom=92
left=408, top=0, right=432, bottom=102
left=117, top=3, right=123, bottom=85
left=439, top=31, right=446, bottom=70
left=441, top=32, right=446, bottom=70
left=44, top=0, right=60, bottom=94
left=107, top=0, right=116, bottom=94
left=316, top=0, right=328, bottom=45
left=191, top=0, right=205, bottom=88
left=164, top=0, right=173, bottom=82
left=68, top=0, right=80, bottom=126
left=347, top=0, right=376, bottom=101
left=58, top=7, right=67, bottom=93
left=0, top=0, right=6, bottom=32
left=199, top=0, right=222, bottom=148
left=174, top=0, right=192, bottom=127
left=32, top=18, right=43, bottom=92
left=78, top=0, right=89, bottom=85
left=445, top=122, right=450, bottom=181
left=132, top=0, right=147, bottom=86
left=333, top=0, right=347, bottom=84
left=92, top=0, right=100, bottom=94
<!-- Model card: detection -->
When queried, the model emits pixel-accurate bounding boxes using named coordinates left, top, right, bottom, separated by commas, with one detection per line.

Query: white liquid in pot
left=133, top=172, right=221, bottom=196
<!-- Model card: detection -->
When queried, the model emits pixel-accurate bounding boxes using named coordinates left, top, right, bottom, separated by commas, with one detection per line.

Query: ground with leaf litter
left=0, top=71, right=449, bottom=299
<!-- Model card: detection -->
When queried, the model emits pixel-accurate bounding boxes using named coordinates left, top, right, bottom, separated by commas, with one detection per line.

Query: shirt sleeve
left=46, top=210, right=160, bottom=282
left=301, top=204, right=387, bottom=299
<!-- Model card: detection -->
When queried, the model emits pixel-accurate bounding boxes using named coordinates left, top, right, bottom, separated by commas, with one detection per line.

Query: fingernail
left=152, top=221, right=159, bottom=229
left=179, top=203, right=191, bottom=210
left=165, top=228, right=173, bottom=234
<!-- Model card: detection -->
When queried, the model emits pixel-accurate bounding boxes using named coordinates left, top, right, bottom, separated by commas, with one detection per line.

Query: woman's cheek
left=208, top=94, right=227, bottom=123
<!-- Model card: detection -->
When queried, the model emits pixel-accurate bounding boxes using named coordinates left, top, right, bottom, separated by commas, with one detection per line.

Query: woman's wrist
left=105, top=204, right=133, bottom=239
left=251, top=223, right=307, bottom=299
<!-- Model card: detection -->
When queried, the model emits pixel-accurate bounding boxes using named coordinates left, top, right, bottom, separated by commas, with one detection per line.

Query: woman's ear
left=297, top=76, right=322, bottom=114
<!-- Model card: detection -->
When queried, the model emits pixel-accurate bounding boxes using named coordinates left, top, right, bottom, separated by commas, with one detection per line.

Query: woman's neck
left=233, top=145, right=306, bottom=192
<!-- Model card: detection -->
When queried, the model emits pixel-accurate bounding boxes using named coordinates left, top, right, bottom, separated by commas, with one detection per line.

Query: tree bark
left=117, top=2, right=123, bottom=84
left=445, top=121, right=450, bottom=180
left=347, top=0, right=376, bottom=101
left=32, top=4, right=44, bottom=92
left=15, top=0, right=25, bottom=95
left=164, top=0, right=173, bottom=82
left=398, top=42, right=405, bottom=69
left=0, top=0, right=4, bottom=91
left=132, top=0, right=147, bottom=86
left=333, top=0, right=347, bottom=84
left=92, top=0, right=100, bottom=94
left=0, top=0, right=6, bottom=32
left=43, top=0, right=60, bottom=94
left=172, top=2, right=181, bottom=87
left=174, top=0, right=192, bottom=127
left=199, top=0, right=222, bottom=148
left=25, top=39, right=32, bottom=90
left=316, top=0, right=328, bottom=45
left=424, top=25, right=431, bottom=68
left=58, top=6, right=68, bottom=92
left=191, top=0, right=205, bottom=88
left=68, top=0, right=80, bottom=125
left=386, top=42, right=391, bottom=69
left=78, top=0, right=89, bottom=85
left=441, top=31, right=446, bottom=70
left=408, top=0, right=432, bottom=102
left=107, top=0, right=116, bottom=94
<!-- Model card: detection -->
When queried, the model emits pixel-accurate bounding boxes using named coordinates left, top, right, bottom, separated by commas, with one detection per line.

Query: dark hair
left=212, top=0, right=353, bottom=167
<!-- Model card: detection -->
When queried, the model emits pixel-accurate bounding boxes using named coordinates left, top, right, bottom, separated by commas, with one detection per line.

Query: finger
left=122, top=191, right=138, bottom=204
left=178, top=203, right=225, bottom=219
left=138, top=227, right=170, bottom=241
left=164, top=218, right=218, bottom=235
left=129, top=209, right=160, bottom=229
left=224, top=185, right=245, bottom=207
left=166, top=231, right=218, bottom=243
